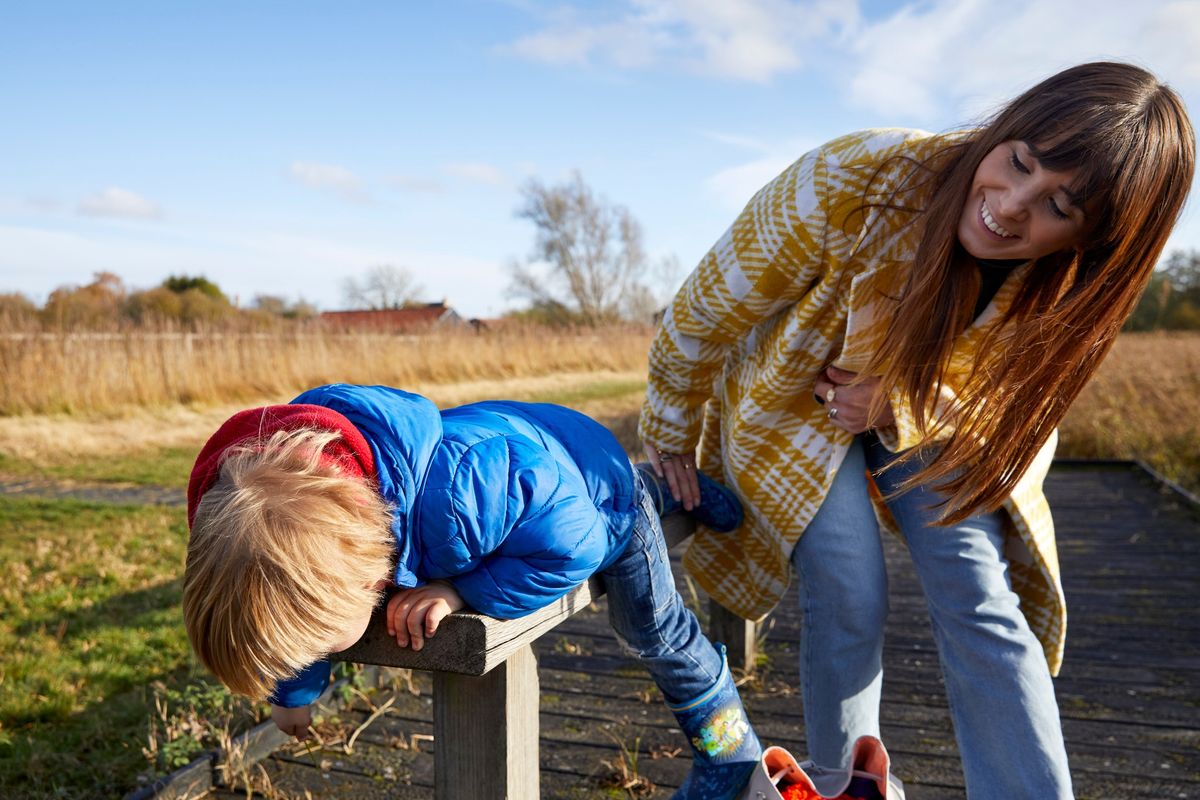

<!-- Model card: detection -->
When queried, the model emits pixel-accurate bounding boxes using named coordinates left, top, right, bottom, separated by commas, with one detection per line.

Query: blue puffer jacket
left=271, top=384, right=639, bottom=706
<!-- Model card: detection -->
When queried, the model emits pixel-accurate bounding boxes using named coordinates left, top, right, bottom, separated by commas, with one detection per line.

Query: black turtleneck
left=973, top=257, right=1026, bottom=319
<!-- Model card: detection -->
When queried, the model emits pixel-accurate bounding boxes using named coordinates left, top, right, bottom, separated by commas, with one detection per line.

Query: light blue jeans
left=603, top=469, right=726, bottom=704
left=792, top=434, right=1073, bottom=799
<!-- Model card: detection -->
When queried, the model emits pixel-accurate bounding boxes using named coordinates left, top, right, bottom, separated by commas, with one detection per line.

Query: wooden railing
left=331, top=513, right=756, bottom=800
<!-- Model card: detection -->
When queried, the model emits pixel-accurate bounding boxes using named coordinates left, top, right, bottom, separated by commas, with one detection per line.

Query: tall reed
left=1058, top=332, right=1200, bottom=492
left=0, top=325, right=652, bottom=416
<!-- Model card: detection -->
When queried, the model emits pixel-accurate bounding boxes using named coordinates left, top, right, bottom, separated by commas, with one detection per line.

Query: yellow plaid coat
left=639, top=128, right=1066, bottom=675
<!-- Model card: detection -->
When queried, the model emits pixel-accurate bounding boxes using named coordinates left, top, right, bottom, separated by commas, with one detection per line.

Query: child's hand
left=386, top=581, right=464, bottom=651
left=270, top=703, right=313, bottom=740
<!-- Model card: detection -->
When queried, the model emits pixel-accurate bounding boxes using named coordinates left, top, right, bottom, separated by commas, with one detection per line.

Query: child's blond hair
left=183, top=427, right=394, bottom=699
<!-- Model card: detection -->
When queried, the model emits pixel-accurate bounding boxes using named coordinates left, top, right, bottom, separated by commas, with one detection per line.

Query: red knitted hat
left=186, top=404, right=376, bottom=528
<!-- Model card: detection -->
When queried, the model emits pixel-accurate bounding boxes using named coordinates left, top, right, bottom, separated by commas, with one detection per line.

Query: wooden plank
left=333, top=579, right=600, bottom=675
left=434, top=644, right=540, bottom=800
left=333, top=512, right=708, bottom=676
left=123, top=753, right=214, bottom=800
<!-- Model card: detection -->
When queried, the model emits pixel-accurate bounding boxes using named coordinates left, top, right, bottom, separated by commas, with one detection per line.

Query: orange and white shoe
left=738, top=736, right=905, bottom=800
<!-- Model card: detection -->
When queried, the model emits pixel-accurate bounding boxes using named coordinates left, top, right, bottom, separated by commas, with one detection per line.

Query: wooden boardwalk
left=217, top=463, right=1200, bottom=799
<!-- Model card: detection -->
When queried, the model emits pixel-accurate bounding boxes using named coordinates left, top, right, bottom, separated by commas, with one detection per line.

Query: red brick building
left=319, top=302, right=466, bottom=333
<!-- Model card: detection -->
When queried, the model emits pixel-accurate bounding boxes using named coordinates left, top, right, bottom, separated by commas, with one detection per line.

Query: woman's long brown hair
left=864, top=61, right=1195, bottom=524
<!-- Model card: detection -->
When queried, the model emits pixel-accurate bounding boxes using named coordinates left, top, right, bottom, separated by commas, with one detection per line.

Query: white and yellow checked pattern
left=640, top=128, right=1066, bottom=675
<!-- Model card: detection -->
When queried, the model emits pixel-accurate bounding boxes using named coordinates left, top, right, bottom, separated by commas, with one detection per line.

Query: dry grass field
left=0, top=326, right=1194, bottom=491
left=1056, top=331, right=1200, bottom=493
left=0, top=325, right=653, bottom=416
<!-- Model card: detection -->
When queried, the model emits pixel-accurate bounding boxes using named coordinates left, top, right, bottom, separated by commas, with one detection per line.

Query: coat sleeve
left=420, top=434, right=611, bottom=619
left=268, top=659, right=331, bottom=708
left=639, top=144, right=835, bottom=453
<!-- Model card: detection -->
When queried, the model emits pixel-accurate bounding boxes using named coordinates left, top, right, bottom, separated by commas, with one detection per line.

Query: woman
left=639, top=62, right=1194, bottom=799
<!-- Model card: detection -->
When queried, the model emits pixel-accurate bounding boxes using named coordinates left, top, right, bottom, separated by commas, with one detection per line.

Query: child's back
left=184, top=383, right=763, bottom=799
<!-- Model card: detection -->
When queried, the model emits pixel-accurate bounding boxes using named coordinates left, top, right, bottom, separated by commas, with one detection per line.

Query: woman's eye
left=1048, top=199, right=1070, bottom=220
left=1009, top=151, right=1030, bottom=174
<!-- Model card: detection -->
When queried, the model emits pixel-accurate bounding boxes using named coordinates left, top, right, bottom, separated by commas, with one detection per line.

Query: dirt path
left=0, top=475, right=185, bottom=507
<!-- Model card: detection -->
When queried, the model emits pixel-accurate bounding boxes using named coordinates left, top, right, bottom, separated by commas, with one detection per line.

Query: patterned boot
left=667, top=645, right=763, bottom=799
left=635, top=462, right=745, bottom=532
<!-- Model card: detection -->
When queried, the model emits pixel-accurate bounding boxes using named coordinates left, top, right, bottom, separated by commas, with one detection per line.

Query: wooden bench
left=331, top=514, right=756, bottom=800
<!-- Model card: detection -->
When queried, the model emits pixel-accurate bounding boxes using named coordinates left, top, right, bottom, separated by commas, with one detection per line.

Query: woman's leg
left=790, top=437, right=890, bottom=769
left=863, top=434, right=1073, bottom=799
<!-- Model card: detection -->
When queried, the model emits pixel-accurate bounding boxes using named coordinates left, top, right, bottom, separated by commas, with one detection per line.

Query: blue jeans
left=602, top=469, right=725, bottom=704
left=792, top=434, right=1073, bottom=799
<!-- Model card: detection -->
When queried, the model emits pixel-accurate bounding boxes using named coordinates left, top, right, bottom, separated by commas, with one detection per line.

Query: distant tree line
left=0, top=272, right=317, bottom=331
left=1123, top=249, right=1200, bottom=331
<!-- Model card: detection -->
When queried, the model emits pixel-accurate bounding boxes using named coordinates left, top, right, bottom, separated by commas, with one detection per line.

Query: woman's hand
left=387, top=581, right=465, bottom=652
left=642, top=442, right=700, bottom=511
left=813, top=366, right=895, bottom=434
left=270, top=703, right=313, bottom=740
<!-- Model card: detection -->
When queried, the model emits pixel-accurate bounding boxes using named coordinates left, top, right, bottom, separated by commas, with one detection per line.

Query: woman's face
left=956, top=140, right=1088, bottom=261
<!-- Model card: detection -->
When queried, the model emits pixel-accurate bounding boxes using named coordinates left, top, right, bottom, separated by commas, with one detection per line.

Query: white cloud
left=388, top=175, right=444, bottom=193
left=444, top=162, right=509, bottom=187
left=700, top=130, right=772, bottom=152
left=703, top=134, right=820, bottom=212
left=25, top=195, right=62, bottom=213
left=288, top=161, right=369, bottom=203
left=845, top=0, right=1200, bottom=122
left=503, top=0, right=860, bottom=82
left=1141, top=1, right=1200, bottom=86
left=77, top=187, right=162, bottom=220
left=705, top=155, right=795, bottom=212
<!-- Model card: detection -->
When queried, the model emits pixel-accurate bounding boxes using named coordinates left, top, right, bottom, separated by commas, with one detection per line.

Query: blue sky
left=3, top=0, right=1199, bottom=319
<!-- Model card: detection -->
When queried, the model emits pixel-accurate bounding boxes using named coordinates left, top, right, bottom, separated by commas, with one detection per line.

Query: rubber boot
left=667, top=645, right=763, bottom=799
left=635, top=462, right=745, bottom=532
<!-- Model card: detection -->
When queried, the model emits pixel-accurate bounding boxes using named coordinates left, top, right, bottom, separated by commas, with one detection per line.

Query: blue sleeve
left=268, top=659, right=331, bottom=708
left=424, top=435, right=610, bottom=619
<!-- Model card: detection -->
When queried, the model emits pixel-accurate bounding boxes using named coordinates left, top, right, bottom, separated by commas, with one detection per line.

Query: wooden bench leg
left=433, top=644, right=540, bottom=800
left=708, top=599, right=757, bottom=672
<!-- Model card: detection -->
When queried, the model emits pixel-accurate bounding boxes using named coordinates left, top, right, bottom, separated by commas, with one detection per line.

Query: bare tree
left=342, top=265, right=424, bottom=310
left=509, top=172, right=656, bottom=325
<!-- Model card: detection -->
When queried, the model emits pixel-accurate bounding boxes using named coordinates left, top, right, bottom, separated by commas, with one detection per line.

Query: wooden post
left=709, top=600, right=757, bottom=672
left=662, top=513, right=759, bottom=672
left=433, top=644, right=540, bottom=800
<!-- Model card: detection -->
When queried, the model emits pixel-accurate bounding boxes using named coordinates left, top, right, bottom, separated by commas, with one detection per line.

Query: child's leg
left=603, top=486, right=723, bottom=700
left=602, top=474, right=761, bottom=800
left=633, top=462, right=744, bottom=532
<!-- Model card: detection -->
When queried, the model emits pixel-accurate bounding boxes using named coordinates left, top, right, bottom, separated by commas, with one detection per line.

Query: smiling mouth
left=980, top=200, right=1016, bottom=239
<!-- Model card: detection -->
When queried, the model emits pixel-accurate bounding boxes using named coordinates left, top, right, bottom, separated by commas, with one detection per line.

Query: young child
left=183, top=383, right=761, bottom=799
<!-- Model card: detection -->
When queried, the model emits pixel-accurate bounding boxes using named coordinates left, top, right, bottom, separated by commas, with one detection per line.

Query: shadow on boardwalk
left=183, top=462, right=1196, bottom=800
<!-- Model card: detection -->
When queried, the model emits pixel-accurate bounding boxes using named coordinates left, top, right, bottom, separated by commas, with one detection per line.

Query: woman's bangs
left=1028, top=126, right=1123, bottom=216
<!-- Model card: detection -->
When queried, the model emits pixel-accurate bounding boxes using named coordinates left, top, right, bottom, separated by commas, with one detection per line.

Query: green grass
left=0, top=383, right=652, bottom=798
left=0, top=446, right=196, bottom=488
left=0, top=497, right=258, bottom=799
